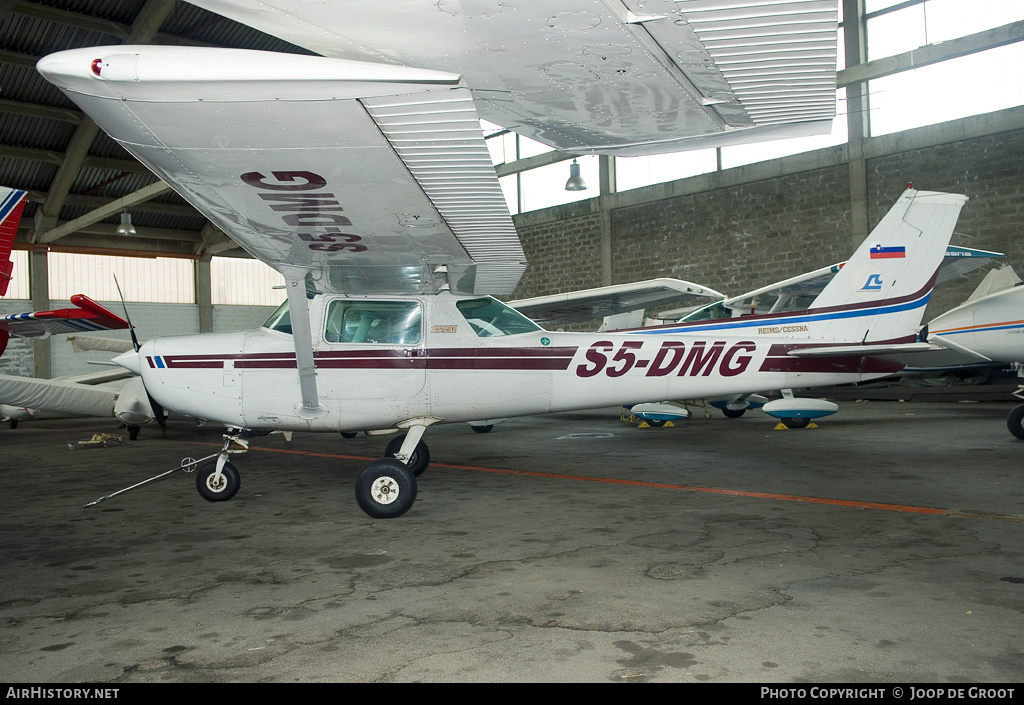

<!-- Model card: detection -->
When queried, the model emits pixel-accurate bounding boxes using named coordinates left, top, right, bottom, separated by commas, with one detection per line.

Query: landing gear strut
left=355, top=420, right=437, bottom=519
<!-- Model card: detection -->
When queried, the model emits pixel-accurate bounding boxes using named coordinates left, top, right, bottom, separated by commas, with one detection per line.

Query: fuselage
left=928, top=286, right=1024, bottom=364
left=118, top=291, right=904, bottom=433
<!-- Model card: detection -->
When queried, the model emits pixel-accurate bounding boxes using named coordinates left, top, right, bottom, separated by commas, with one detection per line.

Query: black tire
left=384, top=434, right=430, bottom=476
left=722, top=407, right=745, bottom=418
left=341, top=432, right=358, bottom=438
left=355, top=458, right=417, bottom=519
left=128, top=424, right=140, bottom=440
left=471, top=425, right=493, bottom=434
left=9, top=419, right=17, bottom=429
left=782, top=416, right=810, bottom=429
left=196, top=460, right=241, bottom=502
left=1007, top=405, right=1024, bottom=440
left=645, top=419, right=667, bottom=427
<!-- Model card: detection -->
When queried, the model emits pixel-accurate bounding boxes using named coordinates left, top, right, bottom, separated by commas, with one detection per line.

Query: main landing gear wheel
left=196, top=460, right=241, bottom=502
left=1007, top=404, right=1024, bottom=440
left=722, top=407, right=745, bottom=418
left=355, top=458, right=417, bottom=519
left=384, top=434, right=430, bottom=476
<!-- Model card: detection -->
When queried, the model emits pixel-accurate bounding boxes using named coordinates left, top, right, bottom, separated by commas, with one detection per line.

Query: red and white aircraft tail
left=0, top=294, right=131, bottom=357
left=0, top=186, right=27, bottom=298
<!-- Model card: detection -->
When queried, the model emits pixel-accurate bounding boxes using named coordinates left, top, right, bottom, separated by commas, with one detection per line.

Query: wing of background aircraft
left=0, top=370, right=126, bottom=419
left=187, top=0, right=839, bottom=156
left=510, top=278, right=724, bottom=327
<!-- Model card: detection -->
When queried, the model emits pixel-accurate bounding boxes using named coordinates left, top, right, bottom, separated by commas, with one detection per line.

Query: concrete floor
left=3, top=399, right=1024, bottom=683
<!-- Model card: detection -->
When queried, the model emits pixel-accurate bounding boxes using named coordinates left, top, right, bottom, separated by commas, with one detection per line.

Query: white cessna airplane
left=37, top=34, right=967, bottom=518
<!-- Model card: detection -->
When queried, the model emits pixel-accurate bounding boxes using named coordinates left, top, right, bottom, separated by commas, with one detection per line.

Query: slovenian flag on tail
left=870, top=244, right=906, bottom=259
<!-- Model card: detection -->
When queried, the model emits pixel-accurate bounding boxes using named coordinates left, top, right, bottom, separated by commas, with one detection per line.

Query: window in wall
left=721, top=89, right=849, bottom=169
left=48, top=253, right=195, bottom=303
left=482, top=120, right=518, bottom=165
left=499, top=174, right=520, bottom=216
left=868, top=42, right=1024, bottom=136
left=867, top=0, right=1024, bottom=61
left=211, top=256, right=285, bottom=306
left=615, top=148, right=718, bottom=192
left=517, top=155, right=599, bottom=212
left=0, top=250, right=28, bottom=300
left=517, top=133, right=555, bottom=159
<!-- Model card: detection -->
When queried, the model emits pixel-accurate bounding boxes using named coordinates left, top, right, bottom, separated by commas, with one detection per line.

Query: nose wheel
left=196, top=460, right=241, bottom=501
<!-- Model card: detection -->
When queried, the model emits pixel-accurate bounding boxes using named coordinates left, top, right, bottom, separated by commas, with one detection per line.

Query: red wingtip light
left=90, top=58, right=102, bottom=76
left=907, top=182, right=914, bottom=190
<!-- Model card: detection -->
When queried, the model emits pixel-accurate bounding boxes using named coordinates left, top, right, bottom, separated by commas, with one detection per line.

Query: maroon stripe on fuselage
left=155, top=347, right=579, bottom=371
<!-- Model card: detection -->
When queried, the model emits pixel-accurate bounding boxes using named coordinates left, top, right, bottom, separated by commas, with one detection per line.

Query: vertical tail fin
left=810, top=189, right=967, bottom=344
left=0, top=187, right=28, bottom=297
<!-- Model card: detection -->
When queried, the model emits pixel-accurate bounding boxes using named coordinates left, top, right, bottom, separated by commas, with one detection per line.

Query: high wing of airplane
left=185, top=0, right=839, bottom=156
left=38, top=46, right=963, bottom=520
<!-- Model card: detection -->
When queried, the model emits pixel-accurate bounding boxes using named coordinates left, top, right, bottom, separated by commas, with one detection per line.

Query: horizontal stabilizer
left=788, top=342, right=935, bottom=358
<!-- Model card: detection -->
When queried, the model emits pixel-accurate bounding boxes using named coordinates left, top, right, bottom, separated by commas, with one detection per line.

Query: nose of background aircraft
left=112, top=348, right=142, bottom=375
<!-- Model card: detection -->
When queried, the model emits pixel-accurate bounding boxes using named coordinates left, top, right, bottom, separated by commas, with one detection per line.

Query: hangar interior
left=4, top=1, right=1024, bottom=685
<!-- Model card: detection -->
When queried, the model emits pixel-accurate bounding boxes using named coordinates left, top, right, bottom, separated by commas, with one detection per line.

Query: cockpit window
left=324, top=301, right=422, bottom=345
left=456, top=297, right=542, bottom=338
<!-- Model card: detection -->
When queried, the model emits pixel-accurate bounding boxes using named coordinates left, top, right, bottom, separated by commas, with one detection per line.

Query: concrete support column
left=196, top=256, right=213, bottom=333
left=844, top=0, right=870, bottom=248
left=29, top=248, right=50, bottom=378
left=599, top=155, right=616, bottom=286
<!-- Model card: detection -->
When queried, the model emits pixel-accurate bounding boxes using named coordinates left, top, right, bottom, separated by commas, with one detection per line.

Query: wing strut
left=280, top=265, right=327, bottom=419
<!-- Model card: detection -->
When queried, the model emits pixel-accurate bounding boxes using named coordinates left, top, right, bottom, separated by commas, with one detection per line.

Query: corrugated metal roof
left=0, top=0, right=310, bottom=258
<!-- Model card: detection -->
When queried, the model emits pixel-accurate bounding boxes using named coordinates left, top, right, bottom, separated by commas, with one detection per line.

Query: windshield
left=457, top=297, right=542, bottom=337
left=263, top=299, right=293, bottom=333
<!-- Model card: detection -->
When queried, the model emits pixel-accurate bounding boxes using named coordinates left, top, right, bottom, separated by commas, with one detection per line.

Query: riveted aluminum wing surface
left=188, top=0, right=838, bottom=156
left=37, top=46, right=526, bottom=296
